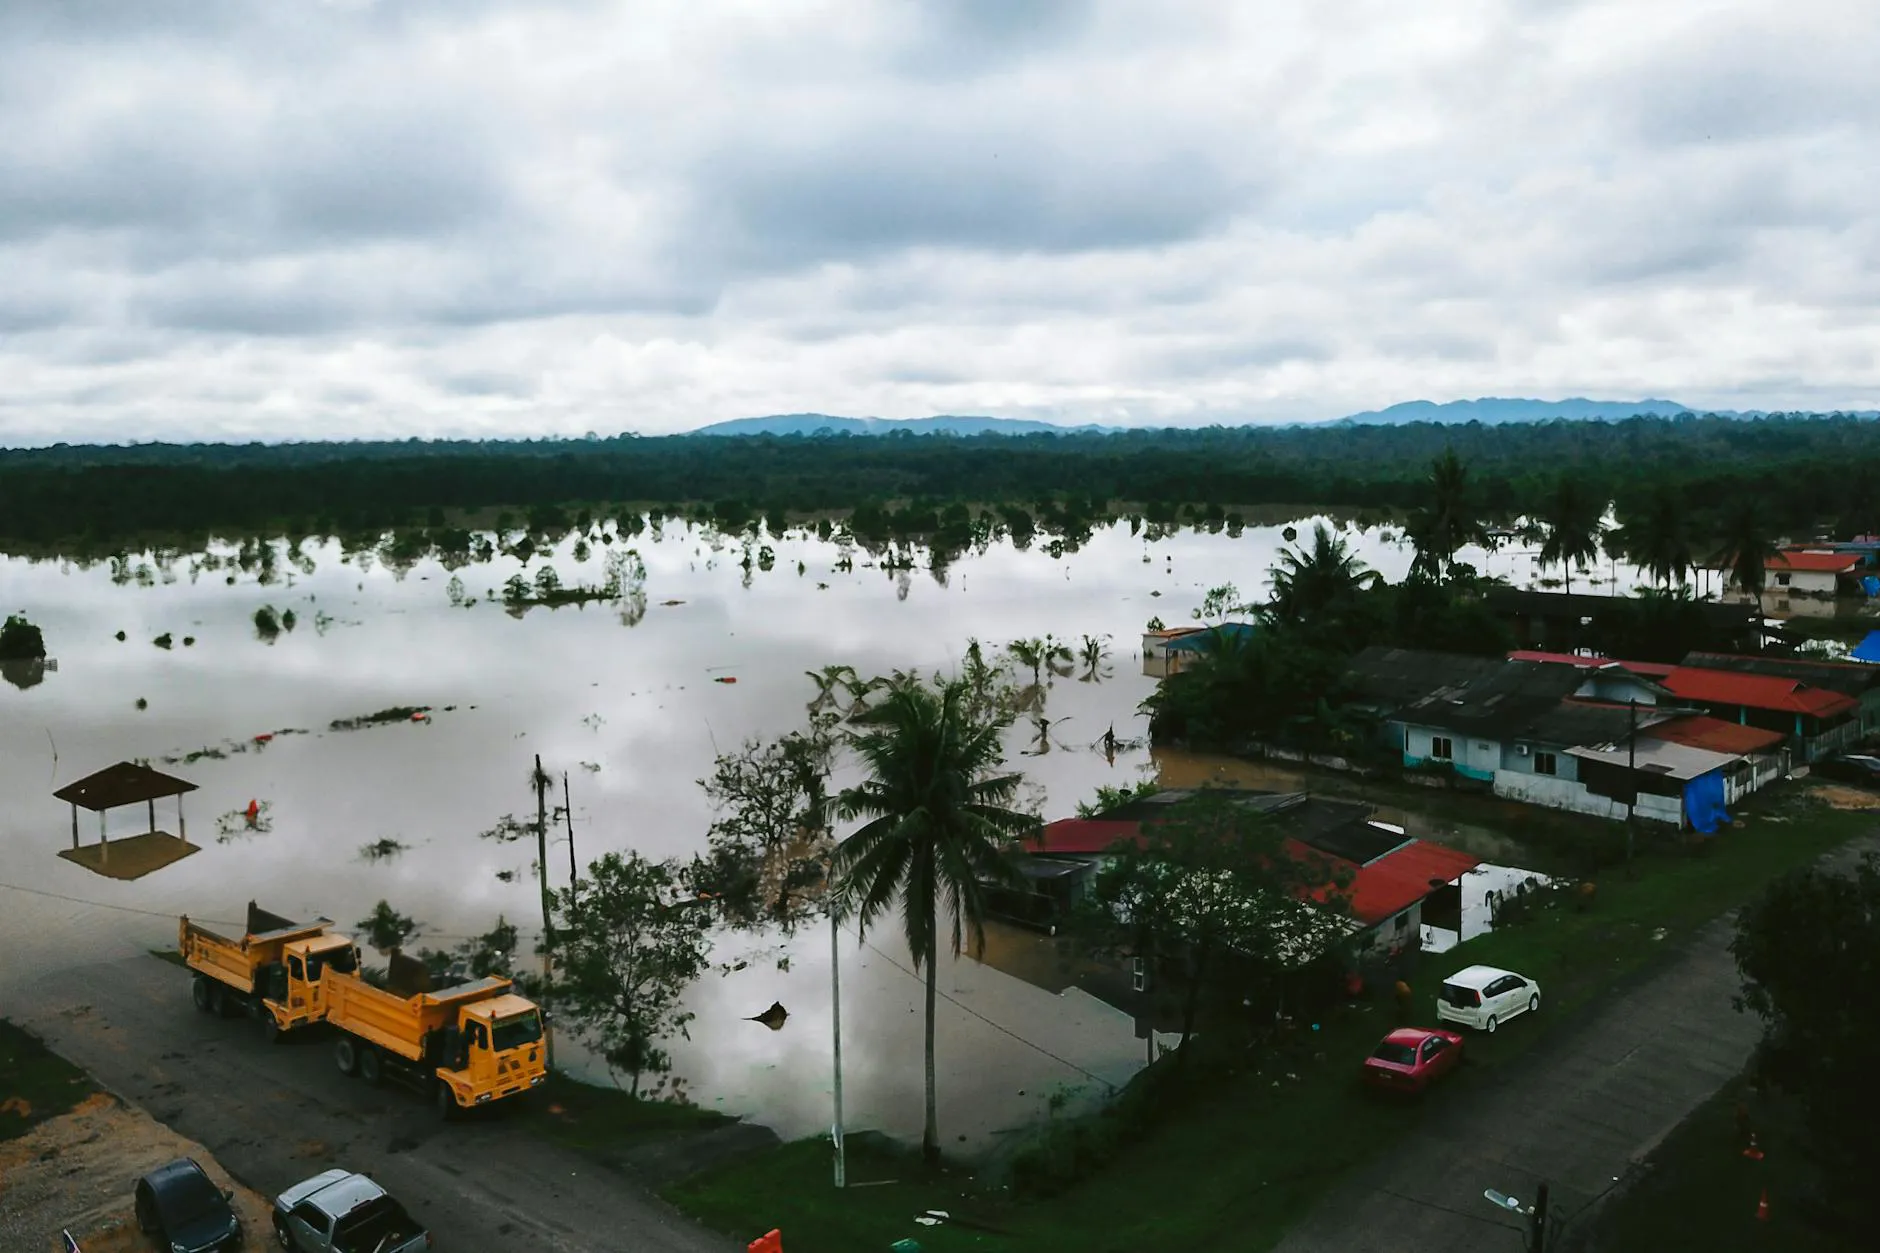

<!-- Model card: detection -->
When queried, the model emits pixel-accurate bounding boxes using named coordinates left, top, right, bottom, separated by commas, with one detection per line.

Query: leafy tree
left=1709, top=499, right=1782, bottom=609
left=1731, top=852, right=1880, bottom=1231
left=1192, top=582, right=1252, bottom=622
left=1073, top=780, right=1159, bottom=819
left=253, top=605, right=281, bottom=639
left=1141, top=627, right=1347, bottom=748
left=692, top=727, right=838, bottom=934
left=1536, top=475, right=1607, bottom=595
left=357, top=900, right=419, bottom=951
left=1405, top=448, right=1488, bottom=582
left=417, top=915, right=520, bottom=984
left=832, top=677, right=1034, bottom=1164
left=540, top=851, right=712, bottom=1095
left=1076, top=792, right=1352, bottom=1059
left=0, top=613, right=45, bottom=661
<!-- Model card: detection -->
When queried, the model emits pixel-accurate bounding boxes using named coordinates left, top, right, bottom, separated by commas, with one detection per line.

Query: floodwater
left=0, top=516, right=1620, bottom=1150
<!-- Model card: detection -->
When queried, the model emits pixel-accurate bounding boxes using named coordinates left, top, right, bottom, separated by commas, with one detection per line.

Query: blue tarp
left=1684, top=770, right=1731, bottom=835
left=1862, top=576, right=1880, bottom=598
left=1852, top=630, right=1880, bottom=664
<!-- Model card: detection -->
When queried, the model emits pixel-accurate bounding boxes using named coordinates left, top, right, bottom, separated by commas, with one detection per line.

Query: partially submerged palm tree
left=1077, top=633, right=1112, bottom=682
left=805, top=664, right=860, bottom=715
left=1406, top=448, right=1489, bottom=582
left=1006, top=635, right=1073, bottom=688
left=1612, top=487, right=1697, bottom=590
left=832, top=679, right=1033, bottom=1165
left=1710, top=501, right=1782, bottom=610
left=1537, top=476, right=1607, bottom=595
left=1266, top=523, right=1380, bottom=625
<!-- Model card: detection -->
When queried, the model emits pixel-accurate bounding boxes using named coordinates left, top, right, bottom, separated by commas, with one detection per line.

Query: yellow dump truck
left=180, top=901, right=360, bottom=1040
left=324, top=952, right=548, bottom=1116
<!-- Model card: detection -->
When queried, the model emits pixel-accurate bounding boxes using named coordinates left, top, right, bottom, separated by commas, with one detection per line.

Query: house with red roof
left=999, top=790, right=1481, bottom=959
left=1715, top=549, right=1862, bottom=600
left=1659, top=666, right=1860, bottom=762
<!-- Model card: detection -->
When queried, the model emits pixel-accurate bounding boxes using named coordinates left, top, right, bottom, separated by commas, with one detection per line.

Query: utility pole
left=830, top=906, right=846, bottom=1188
left=1625, top=698, right=1638, bottom=875
left=1528, top=1182, right=1550, bottom=1253
left=534, top=755, right=555, bottom=1065
left=561, top=771, right=579, bottom=897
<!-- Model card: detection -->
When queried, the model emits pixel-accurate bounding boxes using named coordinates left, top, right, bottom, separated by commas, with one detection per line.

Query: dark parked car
left=1814, top=753, right=1880, bottom=786
left=134, top=1158, right=243, bottom=1253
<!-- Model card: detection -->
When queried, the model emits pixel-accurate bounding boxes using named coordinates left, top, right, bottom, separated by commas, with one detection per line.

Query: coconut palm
left=1265, top=523, right=1381, bottom=626
left=1611, top=488, right=1698, bottom=590
left=1077, top=633, right=1113, bottom=682
left=832, top=679, right=1033, bottom=1165
left=1709, top=500, right=1782, bottom=610
left=1537, top=476, right=1607, bottom=595
left=1405, top=448, right=1489, bottom=582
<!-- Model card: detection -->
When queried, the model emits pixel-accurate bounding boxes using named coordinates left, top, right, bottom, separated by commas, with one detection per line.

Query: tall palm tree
left=1536, top=476, right=1607, bottom=595
left=1611, top=487, right=1697, bottom=590
left=832, top=679, right=1033, bottom=1165
left=1709, top=500, right=1781, bottom=610
left=1266, top=522, right=1380, bottom=625
left=1406, top=448, right=1488, bottom=582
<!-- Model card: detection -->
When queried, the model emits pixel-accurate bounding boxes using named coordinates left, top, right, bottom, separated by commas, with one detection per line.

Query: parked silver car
left=272, top=1170, right=431, bottom=1253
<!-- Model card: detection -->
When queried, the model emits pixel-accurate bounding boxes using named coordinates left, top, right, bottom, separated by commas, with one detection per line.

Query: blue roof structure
left=1166, top=622, right=1258, bottom=652
left=1851, top=630, right=1880, bottom=664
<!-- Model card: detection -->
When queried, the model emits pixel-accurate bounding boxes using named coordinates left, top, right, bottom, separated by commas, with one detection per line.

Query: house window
left=1431, top=735, right=1453, bottom=761
left=1775, top=572, right=1791, bottom=587
left=1393, top=912, right=1409, bottom=932
left=1535, top=751, right=1558, bottom=776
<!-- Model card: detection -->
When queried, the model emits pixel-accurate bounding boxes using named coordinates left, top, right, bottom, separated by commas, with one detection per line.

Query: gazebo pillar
left=70, top=802, right=78, bottom=851
left=148, top=798, right=157, bottom=835
left=178, top=795, right=187, bottom=843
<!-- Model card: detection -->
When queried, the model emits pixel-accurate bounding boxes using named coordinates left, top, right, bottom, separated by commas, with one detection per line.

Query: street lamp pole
left=830, top=906, right=846, bottom=1188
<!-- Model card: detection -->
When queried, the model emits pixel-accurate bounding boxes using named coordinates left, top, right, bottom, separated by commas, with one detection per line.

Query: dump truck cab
left=271, top=933, right=360, bottom=1031
left=439, top=993, right=549, bottom=1109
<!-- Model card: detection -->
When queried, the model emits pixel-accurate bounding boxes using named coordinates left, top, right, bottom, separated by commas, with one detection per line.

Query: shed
left=53, top=762, right=199, bottom=880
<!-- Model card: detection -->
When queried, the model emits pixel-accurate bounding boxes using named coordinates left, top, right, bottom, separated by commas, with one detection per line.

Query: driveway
left=14, top=956, right=740, bottom=1253
left=1275, top=834, right=1877, bottom=1253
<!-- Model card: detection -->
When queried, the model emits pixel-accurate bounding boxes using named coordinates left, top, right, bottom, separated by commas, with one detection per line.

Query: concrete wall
left=1492, top=770, right=1631, bottom=821
left=1499, top=741, right=1583, bottom=780
left=1771, top=568, right=1839, bottom=597
left=1352, top=901, right=1422, bottom=956
left=1403, top=724, right=1498, bottom=781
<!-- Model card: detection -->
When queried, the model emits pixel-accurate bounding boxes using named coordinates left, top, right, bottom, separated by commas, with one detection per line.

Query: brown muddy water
left=0, top=518, right=1621, bottom=1151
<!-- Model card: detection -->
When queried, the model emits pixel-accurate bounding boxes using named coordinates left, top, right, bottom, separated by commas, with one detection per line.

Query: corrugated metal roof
left=1767, top=550, right=1859, bottom=573
left=1399, top=661, right=1592, bottom=740
left=1344, top=841, right=1482, bottom=926
left=1342, top=646, right=1505, bottom=711
left=1651, top=715, right=1788, bottom=756
left=1566, top=738, right=1737, bottom=781
left=1681, top=651, right=1880, bottom=697
left=1661, top=668, right=1859, bottom=717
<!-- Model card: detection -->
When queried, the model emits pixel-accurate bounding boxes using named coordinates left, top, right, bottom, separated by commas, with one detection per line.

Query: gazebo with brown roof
left=53, top=762, right=199, bottom=880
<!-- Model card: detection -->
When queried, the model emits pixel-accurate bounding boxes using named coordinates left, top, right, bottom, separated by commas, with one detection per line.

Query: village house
left=999, top=789, right=1479, bottom=959
left=1141, top=622, right=1257, bottom=678
left=1681, top=650, right=1880, bottom=739
left=1340, top=646, right=1506, bottom=753
left=1140, top=624, right=1209, bottom=678
left=1656, top=666, right=1861, bottom=762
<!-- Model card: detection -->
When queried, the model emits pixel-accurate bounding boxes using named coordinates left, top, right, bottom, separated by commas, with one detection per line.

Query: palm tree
left=832, top=679, right=1033, bottom=1165
left=1405, top=448, right=1488, bottom=582
left=1006, top=635, right=1073, bottom=688
left=1266, top=522, right=1380, bottom=625
left=1536, top=476, right=1607, bottom=595
left=1611, top=487, right=1698, bottom=590
left=1709, top=500, right=1781, bottom=610
left=1077, top=633, right=1112, bottom=682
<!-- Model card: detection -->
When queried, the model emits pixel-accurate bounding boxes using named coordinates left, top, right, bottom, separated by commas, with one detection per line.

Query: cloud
left=0, top=0, right=1874, bottom=445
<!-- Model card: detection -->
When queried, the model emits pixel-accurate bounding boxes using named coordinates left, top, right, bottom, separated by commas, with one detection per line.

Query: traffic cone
left=1742, top=1132, right=1764, bottom=1161
left=1755, top=1189, right=1770, bottom=1222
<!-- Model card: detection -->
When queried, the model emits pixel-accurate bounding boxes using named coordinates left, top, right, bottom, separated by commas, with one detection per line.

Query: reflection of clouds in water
left=0, top=519, right=1643, bottom=1146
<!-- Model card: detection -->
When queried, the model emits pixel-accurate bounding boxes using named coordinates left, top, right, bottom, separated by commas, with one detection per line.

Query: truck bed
left=325, top=971, right=512, bottom=1061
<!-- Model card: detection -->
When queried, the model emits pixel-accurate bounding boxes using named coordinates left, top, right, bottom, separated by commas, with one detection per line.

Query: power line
left=843, top=923, right=1120, bottom=1093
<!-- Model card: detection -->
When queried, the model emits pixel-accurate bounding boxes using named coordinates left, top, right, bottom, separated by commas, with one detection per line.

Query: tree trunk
left=922, top=933, right=940, bottom=1166
left=1177, top=939, right=1210, bottom=1065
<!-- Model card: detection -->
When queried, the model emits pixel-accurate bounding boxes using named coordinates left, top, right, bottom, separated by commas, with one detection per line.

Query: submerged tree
left=692, top=725, right=838, bottom=934
left=1405, top=448, right=1489, bottom=582
left=1536, top=475, right=1607, bottom=595
left=0, top=613, right=46, bottom=661
left=1611, top=486, right=1698, bottom=590
left=1709, top=499, right=1782, bottom=609
left=539, top=851, right=712, bottom=1096
left=832, top=677, right=1034, bottom=1165
left=1006, top=635, right=1073, bottom=688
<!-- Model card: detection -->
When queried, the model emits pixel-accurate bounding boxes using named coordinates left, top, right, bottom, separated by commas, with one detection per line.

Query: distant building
left=1142, top=621, right=1258, bottom=678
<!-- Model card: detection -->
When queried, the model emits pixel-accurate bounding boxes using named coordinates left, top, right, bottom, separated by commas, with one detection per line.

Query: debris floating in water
left=714, top=676, right=738, bottom=684
left=746, top=1001, right=789, bottom=1031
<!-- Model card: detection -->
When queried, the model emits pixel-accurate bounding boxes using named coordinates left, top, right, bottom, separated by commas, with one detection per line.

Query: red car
left=1362, top=1027, right=1464, bottom=1094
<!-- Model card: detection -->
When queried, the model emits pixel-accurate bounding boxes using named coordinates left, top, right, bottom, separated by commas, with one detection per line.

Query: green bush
left=0, top=613, right=45, bottom=661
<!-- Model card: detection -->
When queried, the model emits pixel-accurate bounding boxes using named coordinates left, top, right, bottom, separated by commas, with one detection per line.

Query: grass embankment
left=516, top=1071, right=730, bottom=1156
left=1590, top=1074, right=1860, bottom=1252
left=665, top=796, right=1872, bottom=1253
left=1, top=1018, right=99, bottom=1142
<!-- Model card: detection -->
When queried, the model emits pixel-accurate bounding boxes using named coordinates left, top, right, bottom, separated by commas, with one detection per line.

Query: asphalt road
left=1276, top=833, right=1879, bottom=1253
left=13, top=956, right=740, bottom=1253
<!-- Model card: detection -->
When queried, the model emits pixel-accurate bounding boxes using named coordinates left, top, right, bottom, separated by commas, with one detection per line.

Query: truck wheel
left=191, top=975, right=213, bottom=1013
left=273, top=1214, right=296, bottom=1250
left=435, top=1081, right=458, bottom=1120
left=261, top=1014, right=282, bottom=1044
left=359, top=1046, right=383, bottom=1086
left=335, top=1037, right=359, bottom=1077
left=207, top=982, right=227, bottom=1016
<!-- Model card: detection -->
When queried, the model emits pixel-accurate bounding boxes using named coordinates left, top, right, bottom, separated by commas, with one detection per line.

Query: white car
left=1435, top=964, right=1540, bottom=1033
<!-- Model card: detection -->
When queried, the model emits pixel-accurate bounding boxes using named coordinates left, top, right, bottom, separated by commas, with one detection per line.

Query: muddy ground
left=0, top=1092, right=273, bottom=1253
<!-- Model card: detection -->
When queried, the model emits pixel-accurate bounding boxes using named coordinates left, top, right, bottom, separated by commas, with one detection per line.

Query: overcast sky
left=1, top=0, right=1875, bottom=444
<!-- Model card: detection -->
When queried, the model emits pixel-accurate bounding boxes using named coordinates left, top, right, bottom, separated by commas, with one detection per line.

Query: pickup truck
left=272, top=1170, right=432, bottom=1253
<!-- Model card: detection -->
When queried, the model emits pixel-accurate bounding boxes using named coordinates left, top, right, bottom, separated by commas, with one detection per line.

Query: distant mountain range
left=686, top=399, right=1878, bottom=437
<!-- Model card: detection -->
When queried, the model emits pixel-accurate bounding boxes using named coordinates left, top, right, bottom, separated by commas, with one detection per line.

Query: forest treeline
left=3, top=413, right=1878, bottom=549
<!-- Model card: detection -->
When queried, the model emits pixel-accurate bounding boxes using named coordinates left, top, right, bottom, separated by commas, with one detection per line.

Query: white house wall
left=1492, top=770, right=1631, bottom=821
left=1402, top=724, right=1498, bottom=782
